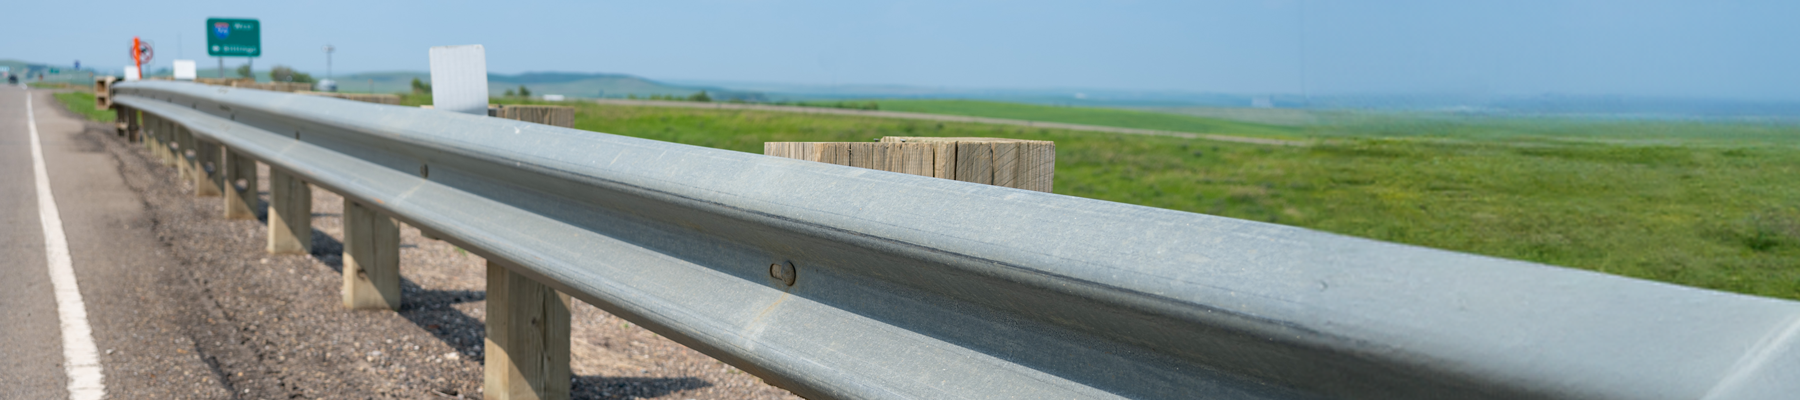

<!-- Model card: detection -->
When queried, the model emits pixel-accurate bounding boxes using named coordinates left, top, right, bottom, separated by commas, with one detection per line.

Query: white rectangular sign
left=173, top=60, right=197, bottom=80
left=123, top=66, right=141, bottom=81
left=428, top=44, right=488, bottom=115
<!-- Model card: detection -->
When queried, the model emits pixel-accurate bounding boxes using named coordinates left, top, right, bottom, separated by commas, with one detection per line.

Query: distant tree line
left=228, top=64, right=316, bottom=83
left=769, top=100, right=880, bottom=111
left=627, top=91, right=714, bottom=102
left=619, top=92, right=878, bottom=110
left=270, top=65, right=315, bottom=83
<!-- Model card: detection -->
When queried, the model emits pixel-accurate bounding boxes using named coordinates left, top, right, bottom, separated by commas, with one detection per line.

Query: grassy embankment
left=51, top=90, right=115, bottom=122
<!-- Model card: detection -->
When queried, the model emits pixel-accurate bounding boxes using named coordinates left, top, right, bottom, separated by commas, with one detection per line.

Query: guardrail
left=109, top=80, right=1800, bottom=400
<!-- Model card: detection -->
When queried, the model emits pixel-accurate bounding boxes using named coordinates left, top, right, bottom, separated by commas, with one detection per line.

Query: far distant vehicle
left=8, top=75, right=16, bottom=84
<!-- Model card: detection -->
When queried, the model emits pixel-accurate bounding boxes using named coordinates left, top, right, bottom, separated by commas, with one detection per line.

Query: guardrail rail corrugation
left=111, top=81, right=1800, bottom=400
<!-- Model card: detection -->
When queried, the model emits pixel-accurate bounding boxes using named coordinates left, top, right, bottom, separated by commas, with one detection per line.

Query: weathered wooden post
left=267, top=167, right=311, bottom=254
left=192, top=139, right=223, bottom=197
left=485, top=260, right=572, bottom=400
left=143, top=115, right=161, bottom=160
left=93, top=76, right=114, bottom=110
left=220, top=147, right=259, bottom=219
left=156, top=117, right=177, bottom=166
left=124, top=107, right=141, bottom=142
left=342, top=200, right=400, bottom=309
left=174, top=126, right=196, bottom=183
left=492, top=105, right=576, bottom=128
left=113, top=106, right=129, bottom=137
left=143, top=114, right=159, bottom=152
left=764, top=137, right=1055, bottom=192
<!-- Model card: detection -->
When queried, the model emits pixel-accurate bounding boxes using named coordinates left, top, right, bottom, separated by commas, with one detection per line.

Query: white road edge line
left=27, top=90, right=106, bottom=399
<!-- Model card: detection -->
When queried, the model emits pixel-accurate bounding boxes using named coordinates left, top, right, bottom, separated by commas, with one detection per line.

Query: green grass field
left=1311, top=113, right=1800, bottom=147
left=872, top=99, right=1303, bottom=139
left=52, top=90, right=114, bottom=123
left=485, top=97, right=1800, bottom=300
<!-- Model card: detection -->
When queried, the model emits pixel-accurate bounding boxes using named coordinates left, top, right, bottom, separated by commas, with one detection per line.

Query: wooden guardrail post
left=93, top=76, right=114, bottom=110
left=192, top=139, right=222, bottom=197
left=342, top=200, right=400, bottom=309
left=492, top=105, right=576, bottom=128
left=221, top=147, right=259, bottom=219
left=485, top=261, right=572, bottom=400
left=114, top=107, right=130, bottom=137
left=764, top=137, right=1055, bottom=192
left=156, top=117, right=177, bottom=166
left=267, top=167, right=311, bottom=254
left=142, top=114, right=158, bottom=152
left=174, top=126, right=196, bottom=183
left=124, top=107, right=141, bottom=142
left=143, top=115, right=159, bottom=159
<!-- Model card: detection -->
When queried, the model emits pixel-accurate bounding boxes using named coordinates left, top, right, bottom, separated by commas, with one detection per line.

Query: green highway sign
left=206, top=18, right=261, bottom=57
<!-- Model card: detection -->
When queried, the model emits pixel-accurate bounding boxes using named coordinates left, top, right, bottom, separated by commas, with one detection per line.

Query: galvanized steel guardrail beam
left=113, top=81, right=1800, bottom=400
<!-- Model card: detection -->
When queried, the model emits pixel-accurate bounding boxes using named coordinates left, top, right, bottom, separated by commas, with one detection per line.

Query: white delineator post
left=427, top=44, right=489, bottom=115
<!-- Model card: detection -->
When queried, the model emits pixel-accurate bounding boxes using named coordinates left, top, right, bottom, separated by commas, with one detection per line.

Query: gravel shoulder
left=82, top=100, right=802, bottom=399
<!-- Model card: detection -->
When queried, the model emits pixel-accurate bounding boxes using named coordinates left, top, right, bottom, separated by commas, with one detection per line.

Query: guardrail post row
left=484, top=261, right=572, bottom=400
left=193, top=139, right=222, bottom=197
left=221, top=147, right=258, bottom=219
left=267, top=167, right=311, bottom=254
left=111, top=81, right=1800, bottom=400
left=342, top=200, right=400, bottom=309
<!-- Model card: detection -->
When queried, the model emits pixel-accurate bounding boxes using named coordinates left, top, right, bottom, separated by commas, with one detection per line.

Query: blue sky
left=3, top=0, right=1796, bottom=99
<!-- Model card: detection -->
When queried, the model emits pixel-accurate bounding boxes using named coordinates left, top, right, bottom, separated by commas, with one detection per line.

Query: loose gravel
left=92, top=115, right=803, bottom=399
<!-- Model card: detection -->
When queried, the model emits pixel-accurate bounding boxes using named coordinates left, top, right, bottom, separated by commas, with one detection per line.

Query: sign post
left=127, top=37, right=153, bottom=81
left=206, top=18, right=260, bottom=79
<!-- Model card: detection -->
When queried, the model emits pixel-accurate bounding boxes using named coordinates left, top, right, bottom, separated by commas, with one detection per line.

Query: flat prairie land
left=453, top=96, right=1800, bottom=300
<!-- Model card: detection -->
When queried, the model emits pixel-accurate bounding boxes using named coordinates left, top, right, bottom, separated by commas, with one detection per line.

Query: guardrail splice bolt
left=770, top=262, right=797, bottom=287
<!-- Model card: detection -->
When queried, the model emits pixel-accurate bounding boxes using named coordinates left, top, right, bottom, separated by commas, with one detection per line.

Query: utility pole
left=323, top=44, right=335, bottom=79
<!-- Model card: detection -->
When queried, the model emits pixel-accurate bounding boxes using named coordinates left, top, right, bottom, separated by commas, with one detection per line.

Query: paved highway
left=0, top=84, right=238, bottom=399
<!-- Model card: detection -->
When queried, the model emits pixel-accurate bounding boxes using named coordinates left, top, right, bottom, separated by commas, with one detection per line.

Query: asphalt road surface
left=0, top=85, right=232, bottom=398
left=0, top=84, right=800, bottom=399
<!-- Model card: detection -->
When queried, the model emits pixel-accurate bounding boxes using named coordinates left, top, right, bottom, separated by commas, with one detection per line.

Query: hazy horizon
left=5, top=1, right=1797, bottom=101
